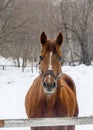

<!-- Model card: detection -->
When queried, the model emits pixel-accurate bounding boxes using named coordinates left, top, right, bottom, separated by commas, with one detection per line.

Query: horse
left=25, top=32, right=79, bottom=130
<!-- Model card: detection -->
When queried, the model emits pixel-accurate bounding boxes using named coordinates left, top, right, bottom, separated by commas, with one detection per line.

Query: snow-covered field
left=0, top=57, right=93, bottom=130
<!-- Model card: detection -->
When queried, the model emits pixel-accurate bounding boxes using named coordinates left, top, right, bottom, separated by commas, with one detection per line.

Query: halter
left=40, top=69, right=62, bottom=81
left=39, top=55, right=63, bottom=81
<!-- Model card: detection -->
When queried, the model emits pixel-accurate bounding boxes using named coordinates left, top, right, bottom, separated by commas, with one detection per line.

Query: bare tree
left=1, top=0, right=93, bottom=67
left=58, top=0, right=93, bottom=65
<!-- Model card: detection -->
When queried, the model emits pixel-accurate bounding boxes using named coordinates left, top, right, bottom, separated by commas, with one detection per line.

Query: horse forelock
left=47, top=41, right=62, bottom=58
left=47, top=40, right=55, bottom=52
left=41, top=39, right=62, bottom=56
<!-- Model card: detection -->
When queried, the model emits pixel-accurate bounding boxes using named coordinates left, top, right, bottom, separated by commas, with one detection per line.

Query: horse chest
left=38, top=97, right=69, bottom=117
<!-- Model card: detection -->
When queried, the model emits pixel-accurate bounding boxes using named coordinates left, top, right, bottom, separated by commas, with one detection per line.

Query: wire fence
left=0, top=64, right=39, bottom=72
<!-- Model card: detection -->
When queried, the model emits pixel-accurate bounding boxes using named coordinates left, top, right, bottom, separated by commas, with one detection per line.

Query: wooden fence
left=0, top=116, right=93, bottom=128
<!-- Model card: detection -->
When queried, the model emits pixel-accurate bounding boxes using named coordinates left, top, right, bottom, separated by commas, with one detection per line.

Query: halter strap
left=40, top=70, right=62, bottom=80
left=57, top=70, right=62, bottom=79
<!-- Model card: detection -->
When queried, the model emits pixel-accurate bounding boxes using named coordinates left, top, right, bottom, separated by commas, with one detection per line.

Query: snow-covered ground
left=0, top=57, right=93, bottom=130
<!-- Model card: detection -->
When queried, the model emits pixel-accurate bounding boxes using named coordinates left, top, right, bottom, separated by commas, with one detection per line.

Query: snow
left=0, top=57, right=93, bottom=130
left=0, top=56, right=13, bottom=65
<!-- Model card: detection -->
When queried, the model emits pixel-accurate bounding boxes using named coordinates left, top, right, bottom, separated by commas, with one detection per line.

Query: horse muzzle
left=40, top=70, right=62, bottom=94
left=42, top=80, right=57, bottom=94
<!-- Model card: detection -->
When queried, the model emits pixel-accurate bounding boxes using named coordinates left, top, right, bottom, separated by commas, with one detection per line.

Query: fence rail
left=0, top=116, right=93, bottom=128
left=0, top=64, right=38, bottom=72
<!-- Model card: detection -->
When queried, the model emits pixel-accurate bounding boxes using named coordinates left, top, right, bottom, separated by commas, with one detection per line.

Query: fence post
left=0, top=120, right=4, bottom=127
left=3, top=65, right=5, bottom=70
left=31, top=64, right=33, bottom=73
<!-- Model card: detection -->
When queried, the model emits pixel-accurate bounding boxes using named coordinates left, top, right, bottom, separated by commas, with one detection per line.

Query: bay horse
left=25, top=32, right=79, bottom=130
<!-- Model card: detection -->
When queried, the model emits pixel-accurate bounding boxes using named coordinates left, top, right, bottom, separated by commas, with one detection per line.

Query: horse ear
left=56, top=32, right=63, bottom=46
left=40, top=32, right=47, bottom=45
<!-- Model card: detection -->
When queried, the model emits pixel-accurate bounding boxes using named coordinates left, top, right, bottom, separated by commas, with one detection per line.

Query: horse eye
left=39, top=56, right=43, bottom=61
left=39, top=56, right=44, bottom=65
left=58, top=56, right=63, bottom=62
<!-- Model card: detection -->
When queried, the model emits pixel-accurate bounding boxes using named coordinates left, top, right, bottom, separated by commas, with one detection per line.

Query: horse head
left=39, top=32, right=63, bottom=94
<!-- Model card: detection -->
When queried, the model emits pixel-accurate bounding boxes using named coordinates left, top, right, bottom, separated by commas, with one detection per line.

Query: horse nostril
left=43, top=81, right=57, bottom=89
left=52, top=82, right=57, bottom=88
left=43, top=81, right=47, bottom=88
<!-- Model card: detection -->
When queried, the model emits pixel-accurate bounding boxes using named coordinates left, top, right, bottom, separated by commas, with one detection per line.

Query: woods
left=0, top=0, right=93, bottom=67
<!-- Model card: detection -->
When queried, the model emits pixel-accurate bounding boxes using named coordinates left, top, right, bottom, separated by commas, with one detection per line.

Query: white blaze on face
left=48, top=52, right=53, bottom=83
left=48, top=52, right=53, bottom=70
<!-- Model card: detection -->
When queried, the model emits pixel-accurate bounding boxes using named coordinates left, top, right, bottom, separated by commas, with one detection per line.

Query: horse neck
left=45, top=93, right=57, bottom=108
left=39, top=83, right=57, bottom=108
left=44, top=87, right=62, bottom=109
left=38, top=76, right=62, bottom=109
